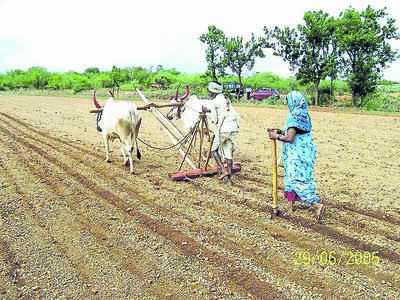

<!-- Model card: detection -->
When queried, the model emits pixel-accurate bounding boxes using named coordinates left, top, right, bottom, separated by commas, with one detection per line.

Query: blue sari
left=282, top=91, right=320, bottom=205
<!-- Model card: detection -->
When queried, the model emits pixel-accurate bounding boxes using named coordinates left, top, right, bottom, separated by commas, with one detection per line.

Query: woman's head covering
left=285, top=91, right=312, bottom=132
left=207, top=81, right=223, bottom=94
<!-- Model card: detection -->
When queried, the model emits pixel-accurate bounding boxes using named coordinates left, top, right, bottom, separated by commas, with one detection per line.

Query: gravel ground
left=0, top=95, right=399, bottom=299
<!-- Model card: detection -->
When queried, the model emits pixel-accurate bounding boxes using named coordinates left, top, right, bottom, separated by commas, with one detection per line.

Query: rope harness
left=136, top=129, right=193, bottom=151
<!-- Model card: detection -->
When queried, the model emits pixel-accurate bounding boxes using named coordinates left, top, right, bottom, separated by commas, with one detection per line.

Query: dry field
left=0, top=95, right=399, bottom=300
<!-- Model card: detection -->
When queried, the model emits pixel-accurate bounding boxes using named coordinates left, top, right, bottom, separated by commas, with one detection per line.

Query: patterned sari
left=282, top=91, right=320, bottom=206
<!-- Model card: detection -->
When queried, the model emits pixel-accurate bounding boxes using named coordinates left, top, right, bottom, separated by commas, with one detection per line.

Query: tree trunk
left=237, top=72, right=243, bottom=101
left=314, top=82, right=320, bottom=106
left=212, top=69, right=218, bottom=82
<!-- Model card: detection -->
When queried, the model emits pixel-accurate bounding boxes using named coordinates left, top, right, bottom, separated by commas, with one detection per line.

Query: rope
left=137, top=129, right=193, bottom=151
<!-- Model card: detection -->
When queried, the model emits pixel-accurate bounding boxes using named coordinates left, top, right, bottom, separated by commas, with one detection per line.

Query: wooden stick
left=136, top=89, right=185, bottom=141
left=204, top=134, right=215, bottom=171
left=136, top=89, right=195, bottom=169
left=89, top=109, right=103, bottom=113
left=271, top=139, right=278, bottom=213
left=198, top=119, right=204, bottom=169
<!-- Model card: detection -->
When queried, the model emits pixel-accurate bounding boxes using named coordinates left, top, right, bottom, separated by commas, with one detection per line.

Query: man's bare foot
left=218, top=173, right=229, bottom=180
left=224, top=176, right=233, bottom=185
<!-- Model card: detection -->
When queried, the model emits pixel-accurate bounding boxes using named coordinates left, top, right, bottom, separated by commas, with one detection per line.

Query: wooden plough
left=136, top=89, right=241, bottom=181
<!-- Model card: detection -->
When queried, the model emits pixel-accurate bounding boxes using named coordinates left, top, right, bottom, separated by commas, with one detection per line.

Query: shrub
left=363, top=92, right=400, bottom=112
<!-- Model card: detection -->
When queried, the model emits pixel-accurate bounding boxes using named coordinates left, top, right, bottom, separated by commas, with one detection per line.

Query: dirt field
left=0, top=95, right=399, bottom=299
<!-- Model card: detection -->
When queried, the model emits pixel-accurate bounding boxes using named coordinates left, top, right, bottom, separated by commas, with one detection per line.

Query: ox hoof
left=129, top=170, right=135, bottom=175
left=123, top=160, right=130, bottom=167
left=106, top=159, right=112, bottom=163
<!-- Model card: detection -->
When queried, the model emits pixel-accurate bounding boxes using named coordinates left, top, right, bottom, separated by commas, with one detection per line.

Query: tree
left=200, top=25, right=226, bottom=82
left=223, top=34, right=265, bottom=91
left=25, top=67, right=50, bottom=89
left=129, top=67, right=152, bottom=87
left=265, top=10, right=336, bottom=105
left=84, top=67, right=100, bottom=74
left=151, top=68, right=180, bottom=89
left=335, top=6, right=399, bottom=106
left=111, top=65, right=125, bottom=96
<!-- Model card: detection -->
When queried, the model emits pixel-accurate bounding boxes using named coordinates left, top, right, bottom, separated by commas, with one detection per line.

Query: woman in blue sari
left=268, top=91, right=324, bottom=220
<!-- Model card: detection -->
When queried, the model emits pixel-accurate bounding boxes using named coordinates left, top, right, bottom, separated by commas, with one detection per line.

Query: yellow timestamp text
left=293, top=250, right=380, bottom=267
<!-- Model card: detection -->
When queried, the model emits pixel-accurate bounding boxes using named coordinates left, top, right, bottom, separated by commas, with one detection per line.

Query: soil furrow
left=2, top=111, right=399, bottom=227
left=0, top=124, right=284, bottom=299
left=1, top=112, right=398, bottom=290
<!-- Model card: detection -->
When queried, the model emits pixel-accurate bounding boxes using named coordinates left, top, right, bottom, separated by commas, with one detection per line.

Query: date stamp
left=293, top=249, right=380, bottom=267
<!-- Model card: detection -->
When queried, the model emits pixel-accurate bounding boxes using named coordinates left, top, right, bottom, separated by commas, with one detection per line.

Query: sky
left=0, top=0, right=399, bottom=80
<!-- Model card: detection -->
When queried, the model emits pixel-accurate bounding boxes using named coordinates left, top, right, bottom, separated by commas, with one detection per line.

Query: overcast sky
left=0, top=0, right=399, bottom=80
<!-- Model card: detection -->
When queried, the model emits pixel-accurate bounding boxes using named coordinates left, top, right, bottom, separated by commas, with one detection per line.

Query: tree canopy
left=335, top=6, right=399, bottom=106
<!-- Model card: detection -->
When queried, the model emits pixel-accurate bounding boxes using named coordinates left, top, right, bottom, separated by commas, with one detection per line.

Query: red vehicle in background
left=249, top=88, right=280, bottom=101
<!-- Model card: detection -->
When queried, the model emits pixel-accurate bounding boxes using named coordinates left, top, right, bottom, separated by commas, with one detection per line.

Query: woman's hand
left=267, top=128, right=279, bottom=140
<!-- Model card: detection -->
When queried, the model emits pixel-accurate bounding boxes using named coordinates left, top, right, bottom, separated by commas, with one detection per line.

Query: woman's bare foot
left=288, top=201, right=294, bottom=212
left=315, top=204, right=325, bottom=222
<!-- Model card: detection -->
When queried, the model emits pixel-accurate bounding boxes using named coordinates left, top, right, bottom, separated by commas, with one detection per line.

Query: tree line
left=200, top=5, right=399, bottom=106
left=0, top=5, right=398, bottom=109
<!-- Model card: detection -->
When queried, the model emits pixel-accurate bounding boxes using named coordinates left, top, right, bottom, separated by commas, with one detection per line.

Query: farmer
left=203, top=81, right=240, bottom=184
left=267, top=91, right=324, bottom=220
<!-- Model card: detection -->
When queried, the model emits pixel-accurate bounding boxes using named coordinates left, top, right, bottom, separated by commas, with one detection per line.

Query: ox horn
left=174, top=84, right=181, bottom=100
left=179, top=85, right=190, bottom=101
left=92, top=90, right=102, bottom=109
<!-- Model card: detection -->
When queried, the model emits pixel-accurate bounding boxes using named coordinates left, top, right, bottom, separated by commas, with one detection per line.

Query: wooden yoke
left=89, top=102, right=183, bottom=113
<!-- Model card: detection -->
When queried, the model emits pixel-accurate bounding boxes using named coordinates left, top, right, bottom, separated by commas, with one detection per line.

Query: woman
left=268, top=91, right=324, bottom=220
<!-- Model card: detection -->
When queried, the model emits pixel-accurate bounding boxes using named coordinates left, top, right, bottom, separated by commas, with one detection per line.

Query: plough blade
left=169, top=163, right=241, bottom=181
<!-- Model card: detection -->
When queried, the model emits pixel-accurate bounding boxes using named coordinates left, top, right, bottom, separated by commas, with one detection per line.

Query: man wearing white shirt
left=203, top=81, right=240, bottom=184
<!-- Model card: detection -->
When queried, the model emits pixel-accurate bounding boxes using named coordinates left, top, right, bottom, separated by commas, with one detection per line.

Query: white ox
left=92, top=91, right=142, bottom=174
left=166, top=86, right=216, bottom=131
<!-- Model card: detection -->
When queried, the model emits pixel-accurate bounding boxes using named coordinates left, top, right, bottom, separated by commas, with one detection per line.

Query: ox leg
left=122, top=142, right=134, bottom=174
left=103, top=135, right=111, bottom=163
left=127, top=145, right=134, bottom=174
left=120, top=147, right=129, bottom=166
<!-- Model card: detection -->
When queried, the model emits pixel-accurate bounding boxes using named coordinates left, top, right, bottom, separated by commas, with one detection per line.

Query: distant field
left=0, top=95, right=399, bottom=299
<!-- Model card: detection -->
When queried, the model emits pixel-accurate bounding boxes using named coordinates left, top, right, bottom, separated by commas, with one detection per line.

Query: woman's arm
left=268, top=128, right=297, bottom=143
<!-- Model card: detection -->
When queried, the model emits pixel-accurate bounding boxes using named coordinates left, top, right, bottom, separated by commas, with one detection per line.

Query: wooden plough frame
left=136, top=89, right=241, bottom=181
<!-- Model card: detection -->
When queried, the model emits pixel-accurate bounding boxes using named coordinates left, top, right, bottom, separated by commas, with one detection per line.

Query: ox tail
left=134, top=116, right=142, bottom=160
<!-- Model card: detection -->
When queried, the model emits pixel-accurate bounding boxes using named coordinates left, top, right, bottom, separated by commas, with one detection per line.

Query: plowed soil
left=0, top=95, right=399, bottom=299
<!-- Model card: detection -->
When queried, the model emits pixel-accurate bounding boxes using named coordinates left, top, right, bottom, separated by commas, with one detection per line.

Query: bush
left=363, top=92, right=400, bottom=112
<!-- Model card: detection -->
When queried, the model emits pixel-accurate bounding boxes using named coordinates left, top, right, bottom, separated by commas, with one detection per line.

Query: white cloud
left=0, top=0, right=399, bottom=80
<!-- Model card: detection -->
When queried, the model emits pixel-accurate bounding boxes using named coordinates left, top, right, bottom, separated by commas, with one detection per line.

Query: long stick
left=136, top=89, right=195, bottom=169
left=178, top=120, right=200, bottom=171
left=271, top=139, right=278, bottom=213
left=198, top=118, right=204, bottom=168
left=136, top=89, right=185, bottom=141
left=204, top=134, right=215, bottom=170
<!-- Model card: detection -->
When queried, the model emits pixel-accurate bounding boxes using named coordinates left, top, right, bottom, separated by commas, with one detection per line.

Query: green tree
left=200, top=25, right=226, bottom=82
left=129, top=66, right=152, bottom=86
left=84, top=67, right=100, bottom=74
left=265, top=10, right=336, bottom=105
left=151, top=68, right=180, bottom=89
left=223, top=34, right=265, bottom=92
left=335, top=6, right=399, bottom=106
left=25, top=67, right=50, bottom=89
